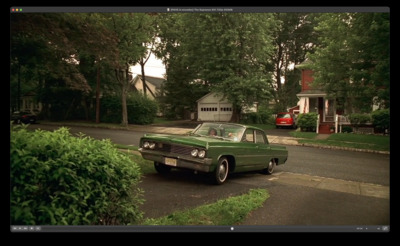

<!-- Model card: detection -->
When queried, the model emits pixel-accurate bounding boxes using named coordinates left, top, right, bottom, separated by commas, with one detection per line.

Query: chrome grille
left=154, top=143, right=193, bottom=156
left=170, top=145, right=193, bottom=156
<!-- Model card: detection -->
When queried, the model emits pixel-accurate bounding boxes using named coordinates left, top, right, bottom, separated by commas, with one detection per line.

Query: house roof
left=134, top=75, right=165, bottom=89
left=287, top=105, right=300, bottom=110
left=295, top=59, right=312, bottom=69
left=296, top=89, right=326, bottom=97
left=196, top=92, right=229, bottom=103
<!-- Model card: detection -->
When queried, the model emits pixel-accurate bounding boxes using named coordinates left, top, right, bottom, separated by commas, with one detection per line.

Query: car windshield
left=191, top=123, right=246, bottom=142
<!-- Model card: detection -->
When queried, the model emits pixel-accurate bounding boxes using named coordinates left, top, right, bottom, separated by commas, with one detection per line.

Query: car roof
left=200, top=122, right=264, bottom=132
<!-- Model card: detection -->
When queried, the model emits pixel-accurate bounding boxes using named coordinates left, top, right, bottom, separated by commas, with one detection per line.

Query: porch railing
left=335, top=115, right=351, bottom=133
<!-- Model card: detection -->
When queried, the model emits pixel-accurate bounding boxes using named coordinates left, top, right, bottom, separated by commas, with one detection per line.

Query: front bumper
left=139, top=148, right=213, bottom=173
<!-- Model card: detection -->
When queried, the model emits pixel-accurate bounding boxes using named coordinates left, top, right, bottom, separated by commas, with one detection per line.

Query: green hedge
left=371, top=109, right=390, bottom=132
left=349, top=113, right=371, bottom=126
left=10, top=125, right=143, bottom=225
left=241, top=108, right=274, bottom=125
left=297, top=112, right=318, bottom=132
left=101, top=93, right=158, bottom=125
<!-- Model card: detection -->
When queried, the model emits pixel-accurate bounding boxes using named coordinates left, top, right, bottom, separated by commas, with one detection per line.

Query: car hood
left=141, top=133, right=229, bottom=148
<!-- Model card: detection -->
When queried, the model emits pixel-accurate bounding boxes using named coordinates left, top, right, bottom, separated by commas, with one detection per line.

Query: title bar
left=10, top=6, right=390, bottom=13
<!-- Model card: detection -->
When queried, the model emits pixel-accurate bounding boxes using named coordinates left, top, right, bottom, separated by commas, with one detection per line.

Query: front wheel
left=213, top=157, right=229, bottom=185
left=261, top=159, right=276, bottom=175
left=154, top=162, right=172, bottom=174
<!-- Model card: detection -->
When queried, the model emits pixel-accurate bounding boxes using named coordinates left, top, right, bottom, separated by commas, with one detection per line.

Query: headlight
left=143, top=141, right=150, bottom=148
left=191, top=149, right=199, bottom=157
left=198, top=150, right=206, bottom=158
left=149, top=142, right=156, bottom=149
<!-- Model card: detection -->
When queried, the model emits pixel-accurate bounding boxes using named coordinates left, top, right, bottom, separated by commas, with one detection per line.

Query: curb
left=296, top=143, right=390, bottom=155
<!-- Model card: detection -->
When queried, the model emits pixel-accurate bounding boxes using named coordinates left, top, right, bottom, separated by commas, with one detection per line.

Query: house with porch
left=295, top=62, right=385, bottom=134
left=295, top=65, right=345, bottom=134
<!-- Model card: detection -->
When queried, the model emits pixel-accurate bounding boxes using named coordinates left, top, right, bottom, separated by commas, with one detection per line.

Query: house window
left=309, top=98, right=318, bottom=113
left=201, top=107, right=220, bottom=112
left=220, top=107, right=232, bottom=112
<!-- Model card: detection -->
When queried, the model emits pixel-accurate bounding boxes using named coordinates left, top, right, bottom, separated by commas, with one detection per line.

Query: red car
left=11, top=111, right=37, bottom=124
left=275, top=112, right=297, bottom=129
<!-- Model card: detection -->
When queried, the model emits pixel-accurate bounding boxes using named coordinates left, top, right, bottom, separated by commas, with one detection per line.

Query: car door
left=234, top=128, right=262, bottom=172
left=254, top=130, right=272, bottom=169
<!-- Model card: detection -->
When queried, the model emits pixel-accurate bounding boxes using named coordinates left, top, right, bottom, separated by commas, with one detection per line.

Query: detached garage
left=197, top=92, right=232, bottom=122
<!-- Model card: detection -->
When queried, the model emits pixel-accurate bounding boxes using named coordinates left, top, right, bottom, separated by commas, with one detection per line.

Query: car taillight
left=22, top=115, right=28, bottom=119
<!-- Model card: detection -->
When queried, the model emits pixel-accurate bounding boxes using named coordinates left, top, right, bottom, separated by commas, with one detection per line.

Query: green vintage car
left=139, top=122, right=288, bottom=184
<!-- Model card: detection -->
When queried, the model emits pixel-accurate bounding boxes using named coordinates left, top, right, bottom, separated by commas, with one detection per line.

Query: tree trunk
left=120, top=68, right=130, bottom=127
left=95, top=66, right=101, bottom=123
left=121, top=87, right=128, bottom=127
left=140, top=58, right=147, bottom=97
left=17, top=64, right=21, bottom=111
left=230, top=106, right=241, bottom=123
left=115, top=67, right=130, bottom=127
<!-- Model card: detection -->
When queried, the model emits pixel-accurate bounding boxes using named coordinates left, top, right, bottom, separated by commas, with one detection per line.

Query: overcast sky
left=131, top=53, right=166, bottom=78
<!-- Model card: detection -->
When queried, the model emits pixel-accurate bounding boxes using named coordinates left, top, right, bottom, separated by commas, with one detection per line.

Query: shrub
left=349, top=113, right=371, bottom=125
left=241, top=108, right=274, bottom=125
left=371, top=109, right=390, bottom=133
left=100, top=96, right=121, bottom=123
left=341, top=125, right=353, bottom=133
left=127, top=93, right=158, bottom=125
left=10, top=125, right=143, bottom=225
left=297, top=112, right=318, bottom=132
left=101, top=93, right=158, bottom=125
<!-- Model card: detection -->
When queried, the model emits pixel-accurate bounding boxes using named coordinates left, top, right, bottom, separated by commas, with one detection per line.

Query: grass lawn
left=289, top=131, right=318, bottom=139
left=140, top=188, right=268, bottom=225
left=245, top=123, right=276, bottom=131
left=152, top=117, right=177, bottom=125
left=293, top=132, right=390, bottom=152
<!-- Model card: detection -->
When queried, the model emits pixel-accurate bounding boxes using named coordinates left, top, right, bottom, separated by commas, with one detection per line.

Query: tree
left=105, top=13, right=155, bottom=126
left=154, top=14, right=205, bottom=118
left=308, top=13, right=390, bottom=113
left=10, top=13, right=118, bottom=120
left=155, top=13, right=278, bottom=121
left=270, top=13, right=319, bottom=112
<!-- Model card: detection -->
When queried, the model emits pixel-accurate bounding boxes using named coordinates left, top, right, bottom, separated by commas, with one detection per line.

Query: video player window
left=10, top=6, right=390, bottom=233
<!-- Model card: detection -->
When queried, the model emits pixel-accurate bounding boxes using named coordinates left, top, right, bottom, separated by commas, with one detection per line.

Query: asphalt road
left=24, top=123, right=390, bottom=229
left=26, top=124, right=389, bottom=185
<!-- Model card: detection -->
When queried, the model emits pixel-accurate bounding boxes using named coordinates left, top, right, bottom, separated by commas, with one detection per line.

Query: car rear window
left=277, top=113, right=291, bottom=119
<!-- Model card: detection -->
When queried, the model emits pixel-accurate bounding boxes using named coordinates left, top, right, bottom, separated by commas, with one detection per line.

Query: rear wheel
left=154, top=162, right=172, bottom=174
left=214, top=157, right=229, bottom=185
left=261, top=159, right=276, bottom=175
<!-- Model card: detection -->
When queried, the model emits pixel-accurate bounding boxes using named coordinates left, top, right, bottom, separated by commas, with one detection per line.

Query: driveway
left=138, top=169, right=389, bottom=228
